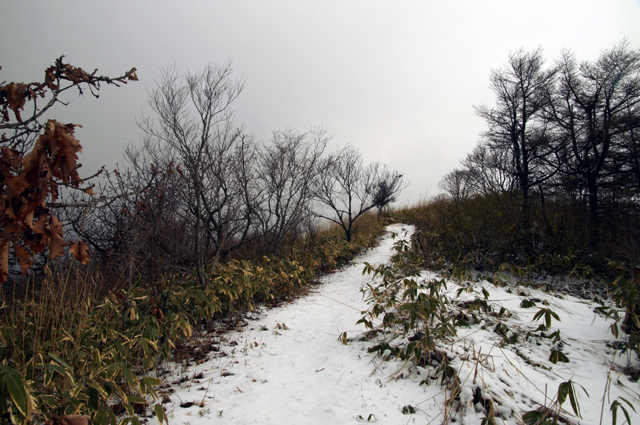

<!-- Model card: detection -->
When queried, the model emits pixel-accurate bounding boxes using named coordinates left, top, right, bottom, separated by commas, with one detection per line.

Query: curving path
left=166, top=224, right=438, bottom=424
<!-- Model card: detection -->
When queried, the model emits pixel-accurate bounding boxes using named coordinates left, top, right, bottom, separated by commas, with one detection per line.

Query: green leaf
left=611, top=397, right=636, bottom=425
left=121, top=417, right=142, bottom=425
left=481, top=287, right=490, bottom=299
left=92, top=408, right=108, bottom=425
left=557, top=381, right=570, bottom=406
left=568, top=382, right=580, bottom=418
left=119, top=363, right=138, bottom=390
left=24, top=358, right=35, bottom=381
left=549, top=349, right=570, bottom=364
left=70, top=381, right=85, bottom=398
left=611, top=322, right=620, bottom=339
left=48, top=353, right=73, bottom=371
left=621, top=404, right=633, bottom=425
left=128, top=395, right=148, bottom=404
left=533, top=308, right=546, bottom=322
left=523, top=410, right=544, bottom=424
left=548, top=330, right=562, bottom=341
left=618, top=397, right=637, bottom=413
left=0, top=364, right=32, bottom=417
left=88, top=385, right=100, bottom=410
left=545, top=311, right=552, bottom=328
left=106, top=362, right=121, bottom=380
left=155, top=403, right=167, bottom=424
left=142, top=376, right=162, bottom=387
left=557, top=380, right=582, bottom=418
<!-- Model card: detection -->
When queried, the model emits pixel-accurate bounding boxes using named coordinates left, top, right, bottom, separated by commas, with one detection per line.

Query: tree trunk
left=586, top=174, right=600, bottom=245
left=194, top=176, right=207, bottom=289
left=345, top=226, right=352, bottom=242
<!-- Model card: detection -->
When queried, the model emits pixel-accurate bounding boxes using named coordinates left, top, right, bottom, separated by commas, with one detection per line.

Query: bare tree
left=475, top=48, right=558, bottom=230
left=199, top=131, right=258, bottom=265
left=548, top=42, right=640, bottom=226
left=256, top=128, right=328, bottom=253
left=463, top=144, right=518, bottom=196
left=62, top=134, right=192, bottom=288
left=313, top=147, right=404, bottom=241
left=138, top=62, right=246, bottom=288
left=372, top=166, right=404, bottom=220
left=440, top=169, right=474, bottom=202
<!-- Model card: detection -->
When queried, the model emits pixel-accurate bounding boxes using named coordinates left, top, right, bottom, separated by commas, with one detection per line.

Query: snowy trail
left=166, top=224, right=438, bottom=424
left=163, top=224, right=640, bottom=425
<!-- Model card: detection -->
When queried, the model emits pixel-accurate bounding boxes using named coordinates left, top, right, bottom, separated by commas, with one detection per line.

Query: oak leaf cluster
left=0, top=120, right=89, bottom=282
left=0, top=58, right=138, bottom=283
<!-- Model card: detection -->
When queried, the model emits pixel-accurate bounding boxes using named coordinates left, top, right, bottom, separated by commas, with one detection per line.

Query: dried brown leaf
left=44, top=65, right=59, bottom=90
left=3, top=83, right=28, bottom=121
left=50, top=179, right=59, bottom=203
left=69, top=240, right=90, bottom=264
left=1, top=147, right=22, bottom=170
left=4, top=205, right=16, bottom=220
left=127, top=67, right=138, bottom=81
left=14, top=244, right=32, bottom=275
left=23, top=120, right=83, bottom=184
left=48, top=215, right=65, bottom=260
left=4, top=175, right=29, bottom=198
left=24, top=211, right=35, bottom=229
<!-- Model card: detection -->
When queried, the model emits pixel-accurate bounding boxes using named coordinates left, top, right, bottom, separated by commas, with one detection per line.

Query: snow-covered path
left=163, top=224, right=640, bottom=425
left=166, top=224, right=437, bottom=424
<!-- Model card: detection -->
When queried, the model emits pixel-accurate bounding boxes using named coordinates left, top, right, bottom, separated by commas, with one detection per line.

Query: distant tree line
left=439, top=41, right=640, bottom=263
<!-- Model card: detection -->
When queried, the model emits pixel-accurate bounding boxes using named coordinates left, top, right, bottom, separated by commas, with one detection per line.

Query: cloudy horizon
left=2, top=0, right=640, bottom=205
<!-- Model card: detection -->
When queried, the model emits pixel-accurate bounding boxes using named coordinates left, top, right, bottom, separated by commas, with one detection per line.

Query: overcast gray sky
left=2, top=1, right=640, bottom=204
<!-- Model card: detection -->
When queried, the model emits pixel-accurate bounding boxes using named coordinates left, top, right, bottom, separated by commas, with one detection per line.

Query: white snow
left=160, top=224, right=640, bottom=425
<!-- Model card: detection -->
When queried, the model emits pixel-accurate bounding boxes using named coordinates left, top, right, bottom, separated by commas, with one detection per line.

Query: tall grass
left=395, top=193, right=639, bottom=274
left=0, top=212, right=384, bottom=424
left=391, top=193, right=640, bottom=358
